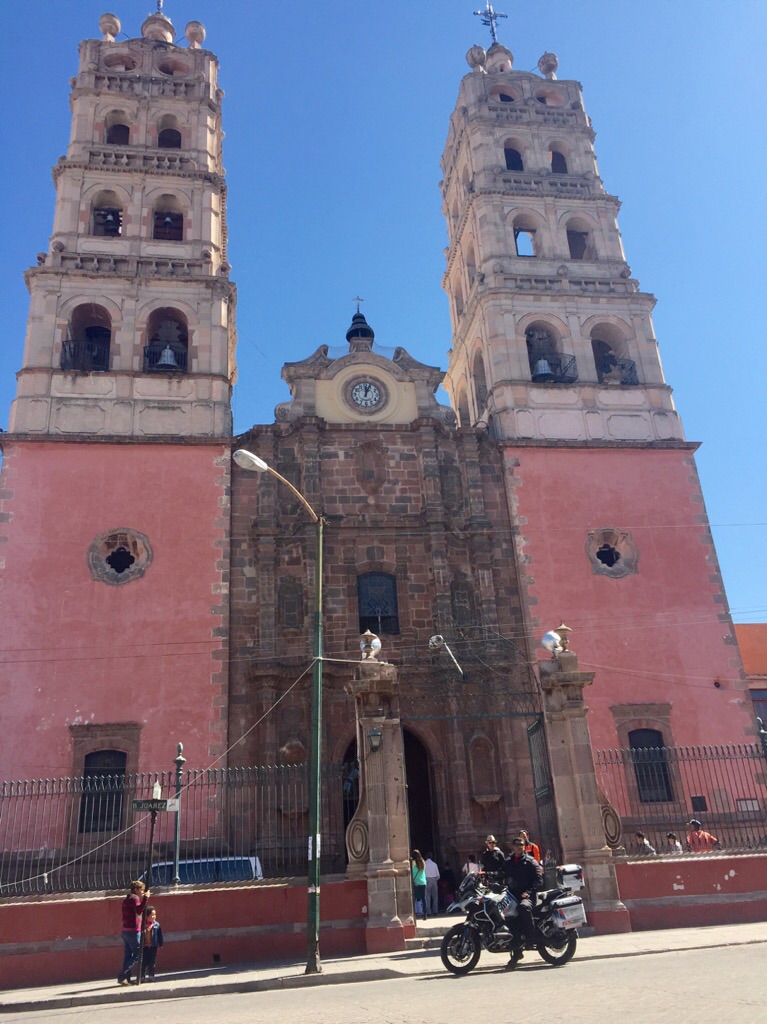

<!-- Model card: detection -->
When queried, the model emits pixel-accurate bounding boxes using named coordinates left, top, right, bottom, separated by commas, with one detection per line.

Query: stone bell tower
left=440, top=41, right=677, bottom=444
left=10, top=10, right=235, bottom=437
left=0, top=11, right=235, bottom=782
left=438, top=25, right=752, bottom=754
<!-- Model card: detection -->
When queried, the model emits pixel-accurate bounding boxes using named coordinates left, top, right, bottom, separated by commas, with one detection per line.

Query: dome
left=346, top=311, right=375, bottom=345
left=486, top=43, right=513, bottom=73
left=141, top=13, right=175, bottom=43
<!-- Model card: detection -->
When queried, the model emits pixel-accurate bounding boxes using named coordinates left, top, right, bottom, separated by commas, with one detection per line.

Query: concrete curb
left=0, top=969, right=404, bottom=1015
left=4, top=934, right=767, bottom=1013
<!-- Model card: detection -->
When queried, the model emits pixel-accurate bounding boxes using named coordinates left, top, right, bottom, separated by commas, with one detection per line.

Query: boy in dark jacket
left=140, top=906, right=164, bottom=980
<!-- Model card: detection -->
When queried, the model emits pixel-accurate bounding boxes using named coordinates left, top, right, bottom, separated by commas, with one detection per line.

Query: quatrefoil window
left=87, top=528, right=153, bottom=586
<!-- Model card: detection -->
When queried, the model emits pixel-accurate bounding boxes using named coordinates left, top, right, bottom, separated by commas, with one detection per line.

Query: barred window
left=78, top=750, right=127, bottom=833
left=358, top=572, right=399, bottom=635
left=629, top=728, right=673, bottom=803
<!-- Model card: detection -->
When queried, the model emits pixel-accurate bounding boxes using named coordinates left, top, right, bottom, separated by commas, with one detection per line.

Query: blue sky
left=2, top=1, right=765, bottom=623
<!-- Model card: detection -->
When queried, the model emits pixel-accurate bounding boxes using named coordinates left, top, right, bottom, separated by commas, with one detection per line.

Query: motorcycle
left=440, top=864, right=587, bottom=976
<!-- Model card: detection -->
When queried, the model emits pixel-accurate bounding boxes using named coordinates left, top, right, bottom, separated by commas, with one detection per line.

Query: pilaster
left=539, top=646, right=631, bottom=933
left=344, top=656, right=413, bottom=952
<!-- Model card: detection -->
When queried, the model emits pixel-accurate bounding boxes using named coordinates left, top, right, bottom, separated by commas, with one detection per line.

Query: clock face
left=350, top=380, right=382, bottom=408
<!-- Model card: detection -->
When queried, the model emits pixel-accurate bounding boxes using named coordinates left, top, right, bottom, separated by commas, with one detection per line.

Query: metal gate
left=527, top=715, right=562, bottom=875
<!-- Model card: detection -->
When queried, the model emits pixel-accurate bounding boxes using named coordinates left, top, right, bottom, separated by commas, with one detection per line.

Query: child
left=140, top=906, right=164, bottom=980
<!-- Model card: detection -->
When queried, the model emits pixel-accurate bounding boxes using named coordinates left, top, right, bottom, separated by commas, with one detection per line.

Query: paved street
left=2, top=944, right=765, bottom=1024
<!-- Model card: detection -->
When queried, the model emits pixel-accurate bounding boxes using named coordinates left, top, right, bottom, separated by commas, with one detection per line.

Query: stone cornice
left=497, top=438, right=700, bottom=452
left=52, top=156, right=224, bottom=186
left=0, top=433, right=232, bottom=446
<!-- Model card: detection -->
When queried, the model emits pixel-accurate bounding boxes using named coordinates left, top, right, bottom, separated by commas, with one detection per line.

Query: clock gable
left=276, top=312, right=455, bottom=428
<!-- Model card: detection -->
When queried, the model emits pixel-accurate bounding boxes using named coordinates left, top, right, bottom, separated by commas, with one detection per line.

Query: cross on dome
left=473, top=2, right=507, bottom=45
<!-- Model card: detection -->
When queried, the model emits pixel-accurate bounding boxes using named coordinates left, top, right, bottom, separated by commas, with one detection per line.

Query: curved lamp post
left=232, top=448, right=324, bottom=974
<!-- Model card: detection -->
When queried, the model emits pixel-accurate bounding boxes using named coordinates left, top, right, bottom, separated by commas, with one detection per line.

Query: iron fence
left=0, top=762, right=354, bottom=897
left=595, top=744, right=767, bottom=855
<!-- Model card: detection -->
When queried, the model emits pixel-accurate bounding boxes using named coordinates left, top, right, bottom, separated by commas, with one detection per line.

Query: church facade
left=0, top=11, right=755, bottom=874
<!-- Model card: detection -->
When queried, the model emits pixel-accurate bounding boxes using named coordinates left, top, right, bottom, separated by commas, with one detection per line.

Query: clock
left=350, top=380, right=382, bottom=409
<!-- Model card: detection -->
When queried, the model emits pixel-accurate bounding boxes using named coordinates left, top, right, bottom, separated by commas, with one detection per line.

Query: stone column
left=540, top=646, right=631, bottom=934
left=344, top=643, right=413, bottom=952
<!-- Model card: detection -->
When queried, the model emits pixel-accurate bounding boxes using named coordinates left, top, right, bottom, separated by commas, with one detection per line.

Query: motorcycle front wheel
left=440, top=923, right=482, bottom=975
left=536, top=928, right=577, bottom=965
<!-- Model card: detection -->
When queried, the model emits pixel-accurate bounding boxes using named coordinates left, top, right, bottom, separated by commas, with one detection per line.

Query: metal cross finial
left=157, top=0, right=164, bottom=13
left=353, top=296, right=364, bottom=313
left=474, top=2, right=507, bottom=45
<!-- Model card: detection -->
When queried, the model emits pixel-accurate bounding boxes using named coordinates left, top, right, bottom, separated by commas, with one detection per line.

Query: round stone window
left=87, top=528, right=153, bottom=586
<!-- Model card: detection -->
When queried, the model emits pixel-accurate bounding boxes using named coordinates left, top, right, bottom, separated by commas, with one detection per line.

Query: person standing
left=462, top=853, right=480, bottom=876
left=686, top=820, right=720, bottom=852
left=504, top=836, right=543, bottom=968
left=411, top=850, right=427, bottom=921
left=140, top=906, right=164, bottom=981
left=117, top=880, right=149, bottom=985
left=666, top=832, right=683, bottom=853
left=480, top=835, right=505, bottom=881
left=634, top=831, right=656, bottom=855
left=439, top=861, right=458, bottom=911
left=424, top=852, right=440, bottom=917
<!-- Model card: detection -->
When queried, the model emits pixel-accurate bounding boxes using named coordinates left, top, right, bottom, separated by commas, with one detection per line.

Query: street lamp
left=232, top=448, right=324, bottom=974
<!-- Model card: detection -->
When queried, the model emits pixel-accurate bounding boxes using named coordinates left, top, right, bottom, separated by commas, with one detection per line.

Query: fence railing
left=595, top=744, right=767, bottom=855
left=0, top=762, right=356, bottom=897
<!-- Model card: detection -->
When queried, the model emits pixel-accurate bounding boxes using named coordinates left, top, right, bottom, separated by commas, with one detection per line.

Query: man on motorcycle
left=504, top=837, right=544, bottom=966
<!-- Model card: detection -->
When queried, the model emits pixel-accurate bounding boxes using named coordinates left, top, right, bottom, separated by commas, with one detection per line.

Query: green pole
left=305, top=514, right=324, bottom=973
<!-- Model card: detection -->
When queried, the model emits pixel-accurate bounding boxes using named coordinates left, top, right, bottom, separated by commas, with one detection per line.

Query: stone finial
left=555, top=622, right=573, bottom=650
left=99, top=13, right=121, bottom=41
left=538, top=51, right=559, bottom=79
left=466, top=45, right=487, bottom=72
left=141, top=13, right=174, bottom=43
left=486, top=42, right=513, bottom=73
left=185, top=21, right=206, bottom=48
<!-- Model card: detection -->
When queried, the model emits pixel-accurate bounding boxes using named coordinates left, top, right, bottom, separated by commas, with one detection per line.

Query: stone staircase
left=405, top=916, right=458, bottom=950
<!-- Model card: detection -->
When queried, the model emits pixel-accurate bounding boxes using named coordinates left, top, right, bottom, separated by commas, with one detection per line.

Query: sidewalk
left=2, top=920, right=766, bottom=1014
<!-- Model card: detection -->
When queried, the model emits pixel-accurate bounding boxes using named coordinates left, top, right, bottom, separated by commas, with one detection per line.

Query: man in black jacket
left=504, top=836, right=544, bottom=966
left=480, top=834, right=506, bottom=879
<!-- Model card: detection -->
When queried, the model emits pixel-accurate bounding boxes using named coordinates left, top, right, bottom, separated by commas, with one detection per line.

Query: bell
left=531, top=358, right=555, bottom=382
left=163, top=214, right=173, bottom=226
left=156, top=344, right=178, bottom=368
left=105, top=212, right=115, bottom=223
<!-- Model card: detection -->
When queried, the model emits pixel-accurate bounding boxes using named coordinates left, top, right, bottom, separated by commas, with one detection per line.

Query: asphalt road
left=3, top=944, right=764, bottom=1024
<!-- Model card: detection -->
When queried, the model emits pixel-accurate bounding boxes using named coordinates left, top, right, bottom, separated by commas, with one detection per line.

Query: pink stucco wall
left=0, top=440, right=230, bottom=780
left=504, top=446, right=753, bottom=750
left=0, top=878, right=373, bottom=989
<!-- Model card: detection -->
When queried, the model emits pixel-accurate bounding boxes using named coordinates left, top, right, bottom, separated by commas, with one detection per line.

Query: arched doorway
left=404, top=729, right=437, bottom=857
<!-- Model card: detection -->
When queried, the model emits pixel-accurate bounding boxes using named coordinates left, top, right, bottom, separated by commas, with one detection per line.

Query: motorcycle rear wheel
left=536, top=929, right=577, bottom=966
left=440, top=924, right=482, bottom=976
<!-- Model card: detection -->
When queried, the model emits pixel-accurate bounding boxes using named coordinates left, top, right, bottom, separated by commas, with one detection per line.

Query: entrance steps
left=405, top=917, right=455, bottom=949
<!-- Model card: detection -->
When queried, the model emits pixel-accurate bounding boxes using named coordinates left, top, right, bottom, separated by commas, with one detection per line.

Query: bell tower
left=10, top=10, right=236, bottom=437
left=0, top=11, right=234, bottom=782
left=440, top=41, right=679, bottom=444
left=438, top=22, right=752, bottom=754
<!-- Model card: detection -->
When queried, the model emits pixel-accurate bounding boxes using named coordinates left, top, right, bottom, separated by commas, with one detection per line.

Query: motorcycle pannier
left=557, top=864, right=585, bottom=891
left=551, top=895, right=587, bottom=929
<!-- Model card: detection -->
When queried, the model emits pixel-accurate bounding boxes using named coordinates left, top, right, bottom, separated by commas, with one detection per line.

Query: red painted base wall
left=615, top=854, right=767, bottom=930
left=0, top=878, right=370, bottom=990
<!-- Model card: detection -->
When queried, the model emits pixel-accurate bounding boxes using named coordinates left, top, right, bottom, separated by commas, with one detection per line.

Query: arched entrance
left=404, top=729, right=437, bottom=856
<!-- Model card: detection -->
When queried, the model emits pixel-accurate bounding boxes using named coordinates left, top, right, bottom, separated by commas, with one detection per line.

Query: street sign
left=132, top=799, right=169, bottom=812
